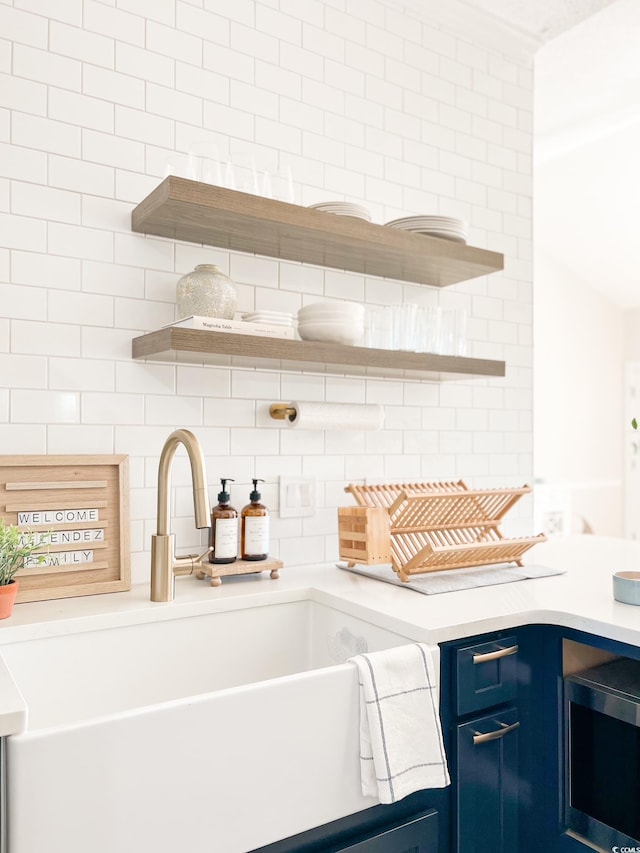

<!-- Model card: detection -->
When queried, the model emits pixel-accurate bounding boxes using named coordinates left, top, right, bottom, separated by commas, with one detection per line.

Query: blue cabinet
left=441, top=631, right=521, bottom=853
left=455, top=635, right=519, bottom=716
left=252, top=793, right=444, bottom=853
left=455, top=706, right=519, bottom=853
left=334, top=809, right=438, bottom=852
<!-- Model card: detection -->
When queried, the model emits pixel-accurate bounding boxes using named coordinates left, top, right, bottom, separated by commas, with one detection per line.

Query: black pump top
left=218, top=478, right=234, bottom=503
left=250, top=478, right=265, bottom=502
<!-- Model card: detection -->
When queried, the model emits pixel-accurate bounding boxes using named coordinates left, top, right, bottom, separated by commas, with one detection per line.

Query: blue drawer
left=456, top=635, right=518, bottom=716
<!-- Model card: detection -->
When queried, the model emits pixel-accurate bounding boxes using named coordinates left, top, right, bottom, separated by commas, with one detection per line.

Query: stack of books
left=163, top=315, right=295, bottom=340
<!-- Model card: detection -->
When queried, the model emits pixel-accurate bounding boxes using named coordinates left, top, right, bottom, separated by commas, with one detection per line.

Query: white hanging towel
left=348, top=643, right=450, bottom=804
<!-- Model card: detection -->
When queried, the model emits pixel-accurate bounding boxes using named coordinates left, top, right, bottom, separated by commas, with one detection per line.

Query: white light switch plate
left=279, top=476, right=316, bottom=518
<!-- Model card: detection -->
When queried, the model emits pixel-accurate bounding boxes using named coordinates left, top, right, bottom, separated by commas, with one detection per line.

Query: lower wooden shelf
left=132, top=328, right=505, bottom=381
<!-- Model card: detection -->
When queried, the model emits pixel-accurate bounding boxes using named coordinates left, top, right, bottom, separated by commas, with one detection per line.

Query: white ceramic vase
left=176, top=264, right=237, bottom=319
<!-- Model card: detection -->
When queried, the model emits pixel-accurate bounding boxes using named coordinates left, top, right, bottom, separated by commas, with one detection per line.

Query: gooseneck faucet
left=150, top=429, right=211, bottom=602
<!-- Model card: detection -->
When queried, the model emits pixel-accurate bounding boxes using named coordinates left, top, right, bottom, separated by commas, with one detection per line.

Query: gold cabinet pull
left=472, top=644, right=518, bottom=664
left=472, top=720, right=520, bottom=745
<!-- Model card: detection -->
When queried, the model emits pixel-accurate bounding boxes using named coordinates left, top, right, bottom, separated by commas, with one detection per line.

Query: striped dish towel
left=348, top=643, right=450, bottom=804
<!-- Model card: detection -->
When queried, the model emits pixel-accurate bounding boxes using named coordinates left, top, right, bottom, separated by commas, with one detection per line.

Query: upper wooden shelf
left=131, top=177, right=504, bottom=287
left=132, top=328, right=506, bottom=382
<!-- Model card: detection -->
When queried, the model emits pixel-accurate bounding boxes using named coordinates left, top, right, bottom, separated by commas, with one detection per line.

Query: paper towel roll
left=285, top=401, right=384, bottom=431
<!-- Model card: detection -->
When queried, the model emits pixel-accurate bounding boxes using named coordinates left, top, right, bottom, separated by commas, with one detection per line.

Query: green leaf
left=633, top=418, right=639, bottom=430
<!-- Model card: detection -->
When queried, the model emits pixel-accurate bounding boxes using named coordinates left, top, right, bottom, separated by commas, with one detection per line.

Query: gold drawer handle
left=472, top=644, right=518, bottom=664
left=473, top=721, right=520, bottom=745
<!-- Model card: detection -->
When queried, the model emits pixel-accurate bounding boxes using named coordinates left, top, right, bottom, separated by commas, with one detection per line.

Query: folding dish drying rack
left=338, top=480, right=546, bottom=582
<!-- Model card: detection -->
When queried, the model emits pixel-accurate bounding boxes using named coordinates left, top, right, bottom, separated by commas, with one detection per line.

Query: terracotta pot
left=0, top=579, right=19, bottom=619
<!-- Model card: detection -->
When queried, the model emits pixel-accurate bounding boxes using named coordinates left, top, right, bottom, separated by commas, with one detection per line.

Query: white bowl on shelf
left=298, top=320, right=364, bottom=346
left=298, top=302, right=365, bottom=323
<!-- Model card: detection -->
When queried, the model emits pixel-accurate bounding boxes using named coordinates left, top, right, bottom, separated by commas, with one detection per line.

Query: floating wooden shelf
left=131, top=177, right=504, bottom=287
left=131, top=328, right=506, bottom=381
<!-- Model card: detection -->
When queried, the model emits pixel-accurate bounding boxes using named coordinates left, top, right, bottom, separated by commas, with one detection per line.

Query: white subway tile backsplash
left=0, top=142, right=47, bottom=185
left=14, top=43, right=82, bottom=90
left=12, top=389, right=79, bottom=423
left=82, top=128, right=144, bottom=172
left=177, top=63, right=229, bottom=105
left=255, top=116, right=302, bottom=154
left=230, top=427, right=279, bottom=457
left=115, top=42, right=174, bottom=87
left=0, top=5, right=48, bottom=49
left=115, top=233, right=174, bottom=271
left=48, top=289, right=114, bottom=327
left=0, top=71, right=46, bottom=115
left=231, top=369, right=280, bottom=401
left=0, top=353, right=46, bottom=389
left=50, top=20, right=114, bottom=68
left=10, top=320, right=80, bottom=356
left=256, top=4, right=302, bottom=44
left=230, top=254, right=279, bottom=287
left=178, top=4, right=229, bottom=44
left=279, top=373, right=323, bottom=403
left=203, top=397, right=254, bottom=427
left=118, top=0, right=174, bottom=25
left=50, top=356, right=114, bottom=391
left=83, top=64, right=145, bottom=109
left=49, top=88, right=114, bottom=133
left=1, top=212, right=46, bottom=252
left=0, top=108, right=9, bottom=143
left=83, top=391, right=144, bottom=424
left=84, top=0, right=145, bottom=45
left=1, top=283, right=46, bottom=320
left=114, top=295, right=173, bottom=331
left=12, top=114, right=81, bottom=158
left=12, top=251, right=80, bottom=292
left=1, top=0, right=534, bottom=569
left=12, top=182, right=81, bottom=225
left=47, top=424, right=114, bottom=454
left=145, top=393, right=203, bottom=425
left=146, top=82, right=202, bottom=126
left=0, top=424, right=46, bottom=452
left=345, top=454, right=384, bottom=480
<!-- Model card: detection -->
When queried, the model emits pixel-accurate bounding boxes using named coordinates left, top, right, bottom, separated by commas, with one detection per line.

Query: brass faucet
left=150, top=429, right=211, bottom=602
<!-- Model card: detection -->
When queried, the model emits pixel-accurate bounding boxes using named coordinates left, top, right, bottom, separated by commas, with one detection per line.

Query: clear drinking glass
left=186, top=142, right=222, bottom=185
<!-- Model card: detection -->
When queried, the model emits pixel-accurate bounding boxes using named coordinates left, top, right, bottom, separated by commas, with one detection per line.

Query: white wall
left=1, top=0, right=534, bottom=585
left=533, top=250, right=624, bottom=535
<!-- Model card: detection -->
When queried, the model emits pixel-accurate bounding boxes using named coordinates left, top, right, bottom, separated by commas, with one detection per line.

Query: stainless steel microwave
left=565, top=658, right=640, bottom=851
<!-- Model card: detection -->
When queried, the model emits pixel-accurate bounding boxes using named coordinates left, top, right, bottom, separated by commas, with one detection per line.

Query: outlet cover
left=279, top=476, right=316, bottom=518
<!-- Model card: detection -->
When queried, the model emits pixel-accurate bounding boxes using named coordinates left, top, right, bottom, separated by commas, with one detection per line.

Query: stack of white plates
left=308, top=201, right=371, bottom=221
left=384, top=215, right=468, bottom=243
left=297, top=301, right=365, bottom=346
left=241, top=310, right=294, bottom=327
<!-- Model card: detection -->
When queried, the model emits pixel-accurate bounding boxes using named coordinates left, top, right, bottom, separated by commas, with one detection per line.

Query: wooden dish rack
left=338, top=480, right=546, bottom=583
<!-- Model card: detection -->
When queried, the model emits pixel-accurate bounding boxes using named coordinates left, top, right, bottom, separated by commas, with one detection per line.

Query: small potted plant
left=0, top=519, right=46, bottom=619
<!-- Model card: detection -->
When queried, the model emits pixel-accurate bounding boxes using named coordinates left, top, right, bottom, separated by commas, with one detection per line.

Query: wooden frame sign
left=0, top=455, right=130, bottom=603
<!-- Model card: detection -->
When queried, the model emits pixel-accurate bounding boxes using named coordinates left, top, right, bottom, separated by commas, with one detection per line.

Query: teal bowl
left=613, top=571, right=640, bottom=605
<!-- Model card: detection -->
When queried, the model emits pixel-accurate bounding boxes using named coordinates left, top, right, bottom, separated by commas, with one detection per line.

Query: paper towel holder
left=270, top=403, right=297, bottom=422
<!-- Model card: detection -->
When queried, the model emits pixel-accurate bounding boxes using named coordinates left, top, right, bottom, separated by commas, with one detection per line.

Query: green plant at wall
left=0, top=519, right=47, bottom=586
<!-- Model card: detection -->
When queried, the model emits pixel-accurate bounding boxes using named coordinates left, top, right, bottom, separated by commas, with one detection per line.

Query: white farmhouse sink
left=1, top=594, right=422, bottom=853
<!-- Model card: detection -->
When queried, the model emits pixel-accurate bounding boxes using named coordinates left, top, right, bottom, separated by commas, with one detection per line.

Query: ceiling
left=459, top=0, right=617, bottom=42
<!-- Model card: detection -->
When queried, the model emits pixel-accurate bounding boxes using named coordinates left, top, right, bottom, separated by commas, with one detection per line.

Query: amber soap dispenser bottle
left=241, top=478, right=269, bottom=561
left=209, top=478, right=238, bottom=564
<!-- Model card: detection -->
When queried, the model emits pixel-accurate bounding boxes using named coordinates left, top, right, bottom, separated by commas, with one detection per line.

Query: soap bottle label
left=244, top=516, right=269, bottom=556
left=213, top=517, right=237, bottom=560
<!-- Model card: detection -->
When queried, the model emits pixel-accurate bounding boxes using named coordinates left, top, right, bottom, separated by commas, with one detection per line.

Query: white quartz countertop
left=1, top=535, right=640, bottom=650
left=0, top=534, right=639, bottom=738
